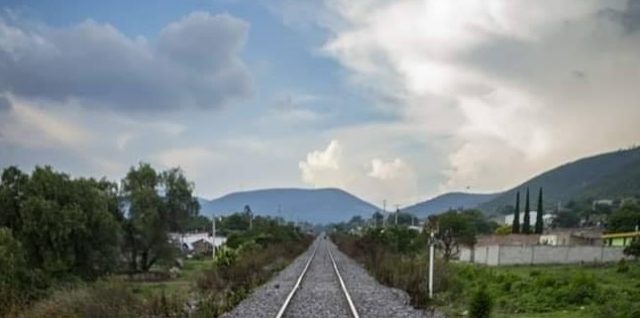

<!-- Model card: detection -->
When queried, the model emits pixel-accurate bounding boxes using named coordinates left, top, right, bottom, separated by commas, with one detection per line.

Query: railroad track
left=275, top=238, right=360, bottom=318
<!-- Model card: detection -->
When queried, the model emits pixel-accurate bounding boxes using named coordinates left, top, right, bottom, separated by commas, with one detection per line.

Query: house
left=602, top=231, right=640, bottom=247
left=192, top=239, right=213, bottom=254
left=169, top=232, right=227, bottom=255
left=539, top=229, right=602, bottom=246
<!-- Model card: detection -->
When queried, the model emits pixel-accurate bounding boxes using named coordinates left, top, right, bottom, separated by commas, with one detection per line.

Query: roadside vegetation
left=331, top=208, right=640, bottom=318
left=0, top=164, right=312, bottom=317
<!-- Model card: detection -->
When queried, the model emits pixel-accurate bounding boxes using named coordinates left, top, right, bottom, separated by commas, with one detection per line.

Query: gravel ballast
left=223, top=236, right=442, bottom=318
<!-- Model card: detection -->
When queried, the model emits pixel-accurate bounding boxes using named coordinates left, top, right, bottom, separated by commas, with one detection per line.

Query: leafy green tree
left=395, top=212, right=418, bottom=226
left=244, top=205, right=253, bottom=230
left=0, top=227, right=34, bottom=314
left=553, top=210, right=581, bottom=228
left=436, top=210, right=477, bottom=261
left=0, top=166, right=28, bottom=231
left=535, top=187, right=544, bottom=234
left=523, top=188, right=531, bottom=234
left=512, top=191, right=520, bottom=234
left=122, top=163, right=172, bottom=272
left=161, top=168, right=199, bottom=233
left=16, top=167, right=121, bottom=279
left=608, top=202, right=640, bottom=233
left=186, top=215, right=212, bottom=232
left=624, top=239, right=640, bottom=259
left=463, top=209, right=497, bottom=234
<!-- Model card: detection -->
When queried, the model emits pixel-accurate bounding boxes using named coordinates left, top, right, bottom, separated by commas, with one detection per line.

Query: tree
left=436, top=210, right=477, bottom=261
left=553, top=210, right=581, bottom=228
left=161, top=168, right=200, bottom=234
left=122, top=163, right=172, bottom=272
left=495, top=224, right=512, bottom=235
left=535, top=187, right=544, bottom=234
left=372, top=211, right=384, bottom=227
left=0, top=228, right=33, bottom=315
left=244, top=205, right=253, bottom=230
left=0, top=167, right=28, bottom=232
left=17, top=167, right=121, bottom=279
left=522, top=188, right=531, bottom=234
left=512, top=191, right=520, bottom=233
left=624, top=239, right=640, bottom=259
left=608, top=202, right=640, bottom=233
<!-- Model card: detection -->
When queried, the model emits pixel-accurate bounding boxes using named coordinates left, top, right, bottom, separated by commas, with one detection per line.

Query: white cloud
left=368, top=158, right=411, bottom=181
left=299, top=139, right=419, bottom=204
left=320, top=0, right=640, bottom=194
left=299, top=139, right=344, bottom=186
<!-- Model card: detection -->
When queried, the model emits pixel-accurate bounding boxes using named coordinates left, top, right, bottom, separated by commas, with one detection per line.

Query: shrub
left=616, top=258, right=630, bottom=273
left=563, top=271, right=598, bottom=305
left=469, top=285, right=493, bottom=318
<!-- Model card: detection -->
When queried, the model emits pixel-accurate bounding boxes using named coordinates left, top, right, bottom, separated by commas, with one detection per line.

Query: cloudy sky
left=1, top=0, right=639, bottom=206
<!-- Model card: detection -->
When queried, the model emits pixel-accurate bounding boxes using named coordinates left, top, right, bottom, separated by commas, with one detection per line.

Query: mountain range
left=477, top=147, right=640, bottom=214
left=198, top=188, right=379, bottom=224
left=401, top=192, right=499, bottom=217
left=198, top=146, right=640, bottom=224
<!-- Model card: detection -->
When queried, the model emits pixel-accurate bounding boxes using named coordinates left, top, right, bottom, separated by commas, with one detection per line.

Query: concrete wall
left=460, top=245, right=627, bottom=266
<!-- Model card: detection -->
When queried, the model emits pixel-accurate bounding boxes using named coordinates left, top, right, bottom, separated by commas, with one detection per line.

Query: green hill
left=478, top=147, right=640, bottom=214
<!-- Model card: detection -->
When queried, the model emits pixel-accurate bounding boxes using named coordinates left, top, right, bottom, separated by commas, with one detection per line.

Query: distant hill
left=199, top=188, right=379, bottom=224
left=402, top=192, right=500, bottom=217
left=479, top=147, right=640, bottom=214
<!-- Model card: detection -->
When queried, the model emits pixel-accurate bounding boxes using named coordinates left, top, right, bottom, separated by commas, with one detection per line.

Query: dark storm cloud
left=599, top=0, right=640, bottom=32
left=0, top=12, right=253, bottom=112
left=0, top=96, right=10, bottom=112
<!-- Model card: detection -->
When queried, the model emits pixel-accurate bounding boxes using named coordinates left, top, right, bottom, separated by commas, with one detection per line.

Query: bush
left=563, top=271, right=598, bottom=304
left=469, top=285, right=493, bottom=318
left=616, top=259, right=630, bottom=273
left=196, top=233, right=312, bottom=317
left=18, top=280, right=189, bottom=318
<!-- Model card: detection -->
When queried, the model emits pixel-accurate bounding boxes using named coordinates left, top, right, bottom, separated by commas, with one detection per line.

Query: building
left=169, top=232, right=227, bottom=255
left=539, top=229, right=602, bottom=246
left=459, top=230, right=622, bottom=266
left=602, top=231, right=640, bottom=247
left=504, top=211, right=555, bottom=226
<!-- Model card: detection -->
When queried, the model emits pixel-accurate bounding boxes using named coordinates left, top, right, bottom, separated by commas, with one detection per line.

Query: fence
left=460, top=245, right=628, bottom=266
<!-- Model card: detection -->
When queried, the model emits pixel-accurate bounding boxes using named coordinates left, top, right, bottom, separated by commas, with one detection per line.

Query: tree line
left=0, top=163, right=201, bottom=308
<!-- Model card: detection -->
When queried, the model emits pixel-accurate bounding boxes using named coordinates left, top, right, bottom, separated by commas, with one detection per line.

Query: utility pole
left=428, top=230, right=435, bottom=299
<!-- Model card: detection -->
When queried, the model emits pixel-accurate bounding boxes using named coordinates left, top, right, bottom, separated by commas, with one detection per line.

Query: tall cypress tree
left=512, top=191, right=520, bottom=234
left=523, top=187, right=531, bottom=234
left=535, top=187, right=544, bottom=234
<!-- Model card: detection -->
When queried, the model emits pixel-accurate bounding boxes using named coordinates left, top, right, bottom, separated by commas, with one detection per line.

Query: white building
left=169, top=232, right=227, bottom=253
left=504, top=211, right=554, bottom=226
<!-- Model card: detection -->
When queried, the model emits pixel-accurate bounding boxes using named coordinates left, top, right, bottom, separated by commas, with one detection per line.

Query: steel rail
left=274, top=243, right=318, bottom=318
left=327, top=244, right=360, bottom=318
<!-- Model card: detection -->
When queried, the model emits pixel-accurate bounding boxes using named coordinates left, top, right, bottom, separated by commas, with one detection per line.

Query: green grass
left=445, top=261, right=640, bottom=318
left=495, top=311, right=589, bottom=318
left=123, top=258, right=214, bottom=297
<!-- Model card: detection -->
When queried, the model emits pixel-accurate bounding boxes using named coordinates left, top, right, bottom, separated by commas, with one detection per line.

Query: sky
left=1, top=0, right=639, bottom=206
